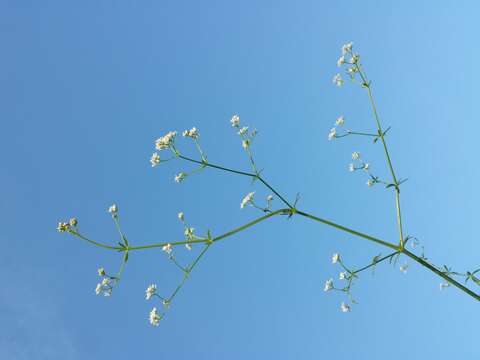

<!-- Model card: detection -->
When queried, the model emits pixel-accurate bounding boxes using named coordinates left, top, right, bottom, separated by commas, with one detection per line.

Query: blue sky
left=2, top=1, right=480, bottom=359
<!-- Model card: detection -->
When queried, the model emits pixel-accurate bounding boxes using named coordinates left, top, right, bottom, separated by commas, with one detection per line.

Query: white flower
left=240, top=192, right=255, bottom=209
left=266, top=195, right=273, bottom=202
left=399, top=263, right=408, bottom=273
left=95, top=283, right=102, bottom=295
left=185, top=243, right=192, bottom=250
left=182, top=127, right=199, bottom=139
left=340, top=302, right=351, bottom=312
left=335, top=116, right=344, bottom=126
left=149, top=307, right=161, bottom=326
left=350, top=53, right=360, bottom=64
left=341, top=42, right=353, bottom=55
left=184, top=227, right=195, bottom=238
left=337, top=55, right=345, bottom=67
left=347, top=67, right=357, bottom=74
left=150, top=152, right=160, bottom=167
left=174, top=172, right=186, bottom=183
left=439, top=282, right=450, bottom=290
left=178, top=212, right=184, bottom=221
left=155, top=131, right=177, bottom=150
left=57, top=222, right=69, bottom=232
left=339, top=271, right=347, bottom=280
left=351, top=151, right=360, bottom=160
left=242, top=139, right=250, bottom=149
left=328, top=127, right=337, bottom=141
left=69, top=218, right=78, bottom=227
left=103, top=288, right=112, bottom=297
left=333, top=73, right=344, bottom=87
left=324, top=278, right=334, bottom=292
left=146, top=284, right=157, bottom=300
left=363, top=163, right=370, bottom=171
left=101, top=277, right=110, bottom=286
left=238, top=126, right=248, bottom=136
left=97, top=267, right=106, bottom=276
left=231, top=115, right=240, bottom=127
left=108, top=204, right=118, bottom=215
left=348, top=163, right=355, bottom=172
left=332, top=253, right=340, bottom=264
left=162, top=243, right=172, bottom=254
left=367, top=179, right=374, bottom=187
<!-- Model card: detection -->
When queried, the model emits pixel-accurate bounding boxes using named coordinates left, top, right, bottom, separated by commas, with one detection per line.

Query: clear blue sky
left=2, top=1, right=479, bottom=359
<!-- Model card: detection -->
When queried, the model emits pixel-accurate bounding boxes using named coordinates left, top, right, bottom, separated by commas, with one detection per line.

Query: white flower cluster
left=149, top=307, right=161, bottom=326
left=56, top=217, right=78, bottom=233
left=340, top=302, right=351, bottom=313
left=332, top=73, right=343, bottom=87
left=325, top=253, right=352, bottom=312
left=178, top=211, right=194, bottom=250
left=230, top=114, right=240, bottom=127
left=108, top=204, right=118, bottom=217
left=151, top=131, right=177, bottom=168
left=155, top=131, right=177, bottom=151
left=150, top=152, right=160, bottom=167
left=230, top=114, right=258, bottom=150
left=95, top=267, right=112, bottom=297
left=182, top=127, right=199, bottom=139
left=174, top=172, right=186, bottom=183
left=347, top=152, right=373, bottom=187
left=162, top=243, right=172, bottom=255
left=399, top=263, right=408, bottom=273
left=324, top=278, right=333, bottom=292
left=146, top=284, right=157, bottom=300
left=240, top=192, right=255, bottom=209
left=328, top=116, right=346, bottom=141
left=336, top=42, right=360, bottom=81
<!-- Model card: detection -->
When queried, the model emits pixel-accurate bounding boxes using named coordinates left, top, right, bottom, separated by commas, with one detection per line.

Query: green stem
left=356, top=63, right=405, bottom=248
left=402, top=249, right=480, bottom=301
left=168, top=244, right=211, bottom=303
left=336, top=131, right=378, bottom=138
left=178, top=155, right=294, bottom=209
left=124, top=209, right=289, bottom=251
left=352, top=251, right=399, bottom=275
left=296, top=210, right=399, bottom=250
left=72, top=231, right=122, bottom=251
left=179, top=155, right=255, bottom=177
left=213, top=208, right=289, bottom=242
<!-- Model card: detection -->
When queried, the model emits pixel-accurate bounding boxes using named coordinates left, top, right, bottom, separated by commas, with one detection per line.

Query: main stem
left=71, top=151, right=480, bottom=302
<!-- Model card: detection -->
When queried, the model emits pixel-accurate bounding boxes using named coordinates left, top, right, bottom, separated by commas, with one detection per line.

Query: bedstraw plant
left=57, top=42, right=480, bottom=326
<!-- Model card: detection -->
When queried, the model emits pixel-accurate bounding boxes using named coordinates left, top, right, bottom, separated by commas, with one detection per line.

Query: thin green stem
left=178, top=155, right=294, bottom=209
left=72, top=231, right=122, bottom=251
left=179, top=155, right=255, bottom=177
left=213, top=209, right=289, bottom=242
left=127, top=238, right=207, bottom=251
left=124, top=209, right=289, bottom=251
left=257, top=177, right=294, bottom=209
left=402, top=249, right=480, bottom=301
left=296, top=210, right=399, bottom=250
left=168, top=244, right=211, bottom=303
left=356, top=62, right=405, bottom=248
left=336, top=131, right=378, bottom=138
left=352, top=251, right=399, bottom=275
